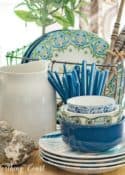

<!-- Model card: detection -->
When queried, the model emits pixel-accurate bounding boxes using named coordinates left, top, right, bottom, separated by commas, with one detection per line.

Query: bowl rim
left=67, top=96, right=116, bottom=108
left=60, top=116, right=125, bottom=128
left=61, top=105, right=120, bottom=118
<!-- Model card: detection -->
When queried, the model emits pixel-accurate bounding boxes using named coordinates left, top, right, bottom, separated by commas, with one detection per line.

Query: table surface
left=0, top=151, right=125, bottom=175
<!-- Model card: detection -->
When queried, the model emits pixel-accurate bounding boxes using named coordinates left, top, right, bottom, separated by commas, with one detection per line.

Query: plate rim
left=40, top=149, right=125, bottom=163
left=41, top=156, right=125, bottom=171
left=39, top=131, right=125, bottom=159
left=40, top=152, right=125, bottom=168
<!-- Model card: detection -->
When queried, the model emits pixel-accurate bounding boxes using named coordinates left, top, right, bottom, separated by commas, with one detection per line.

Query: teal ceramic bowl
left=60, top=116, right=124, bottom=152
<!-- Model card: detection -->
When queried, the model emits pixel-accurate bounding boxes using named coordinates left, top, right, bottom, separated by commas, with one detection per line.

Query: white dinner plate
left=40, top=152, right=125, bottom=167
left=40, top=149, right=125, bottom=163
left=39, top=131, right=125, bottom=159
left=41, top=156, right=125, bottom=174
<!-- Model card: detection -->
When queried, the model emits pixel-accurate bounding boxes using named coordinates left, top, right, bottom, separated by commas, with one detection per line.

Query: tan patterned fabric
left=79, top=0, right=119, bottom=42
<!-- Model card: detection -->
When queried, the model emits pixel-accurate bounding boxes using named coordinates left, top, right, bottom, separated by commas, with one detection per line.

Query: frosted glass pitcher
left=0, top=61, right=56, bottom=140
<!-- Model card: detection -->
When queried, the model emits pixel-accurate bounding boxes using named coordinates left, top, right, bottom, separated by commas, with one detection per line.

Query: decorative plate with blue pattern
left=22, top=30, right=109, bottom=64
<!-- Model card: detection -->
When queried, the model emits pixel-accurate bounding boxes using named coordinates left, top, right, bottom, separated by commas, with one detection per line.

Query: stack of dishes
left=39, top=96, right=125, bottom=174
left=60, top=96, right=124, bottom=152
left=62, top=96, right=122, bottom=125
left=39, top=131, right=125, bottom=174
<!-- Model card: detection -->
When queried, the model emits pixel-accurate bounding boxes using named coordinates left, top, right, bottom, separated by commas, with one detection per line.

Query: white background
left=0, top=0, right=124, bottom=66
left=0, top=0, right=62, bottom=66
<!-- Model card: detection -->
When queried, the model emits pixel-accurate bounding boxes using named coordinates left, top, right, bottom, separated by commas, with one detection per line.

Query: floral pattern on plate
left=23, top=30, right=109, bottom=64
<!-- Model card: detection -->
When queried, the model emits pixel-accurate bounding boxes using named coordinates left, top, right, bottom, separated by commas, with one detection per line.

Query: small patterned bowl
left=60, top=117, right=124, bottom=152
left=67, top=96, right=116, bottom=114
left=60, top=105, right=122, bottom=125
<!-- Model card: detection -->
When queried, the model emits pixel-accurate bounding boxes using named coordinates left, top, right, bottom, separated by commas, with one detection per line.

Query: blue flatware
left=64, top=73, right=70, bottom=93
left=67, top=74, right=76, bottom=97
left=71, top=74, right=76, bottom=97
left=72, top=69, right=80, bottom=93
left=62, top=76, right=69, bottom=99
left=71, top=70, right=76, bottom=83
left=54, top=71, right=64, bottom=90
left=71, top=72, right=77, bottom=96
left=48, top=71, right=66, bottom=102
left=48, top=60, right=109, bottom=101
left=97, top=71, right=105, bottom=95
left=72, top=69, right=79, bottom=83
left=48, top=71, right=63, bottom=94
left=81, top=61, right=87, bottom=95
left=88, top=63, right=96, bottom=95
left=63, top=64, right=67, bottom=75
left=74, top=65, right=81, bottom=81
left=76, top=81, right=80, bottom=96
left=48, top=75, right=66, bottom=103
left=54, top=74, right=66, bottom=97
left=87, top=69, right=91, bottom=95
left=93, top=69, right=100, bottom=95
left=72, top=69, right=81, bottom=96
left=66, top=74, right=72, bottom=98
left=95, top=71, right=102, bottom=95
left=100, top=70, right=109, bottom=95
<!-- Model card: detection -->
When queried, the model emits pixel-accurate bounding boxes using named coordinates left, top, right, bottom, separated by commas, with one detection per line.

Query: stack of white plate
left=39, top=131, right=125, bottom=174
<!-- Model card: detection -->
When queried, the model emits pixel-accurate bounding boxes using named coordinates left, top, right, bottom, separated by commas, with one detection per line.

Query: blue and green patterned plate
left=22, top=30, right=109, bottom=64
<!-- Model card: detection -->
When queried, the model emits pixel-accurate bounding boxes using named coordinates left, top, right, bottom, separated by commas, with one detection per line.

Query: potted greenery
left=14, top=0, right=88, bottom=35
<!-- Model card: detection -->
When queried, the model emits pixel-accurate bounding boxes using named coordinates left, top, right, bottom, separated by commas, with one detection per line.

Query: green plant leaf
left=50, top=0, right=63, bottom=8
left=14, top=10, right=36, bottom=22
left=14, top=0, right=89, bottom=32
left=53, top=15, right=70, bottom=28
left=14, top=2, right=27, bottom=9
left=63, top=0, right=69, bottom=4
left=45, top=18, right=55, bottom=26
left=35, top=18, right=55, bottom=26
left=69, top=0, right=76, bottom=8
left=75, top=10, right=88, bottom=24
left=54, top=0, right=63, bottom=3
left=64, top=6, right=74, bottom=26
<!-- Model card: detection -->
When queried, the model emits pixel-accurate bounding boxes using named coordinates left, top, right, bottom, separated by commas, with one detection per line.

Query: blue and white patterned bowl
left=60, top=117, right=124, bottom=152
left=67, top=96, right=116, bottom=114
left=60, top=105, right=122, bottom=125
